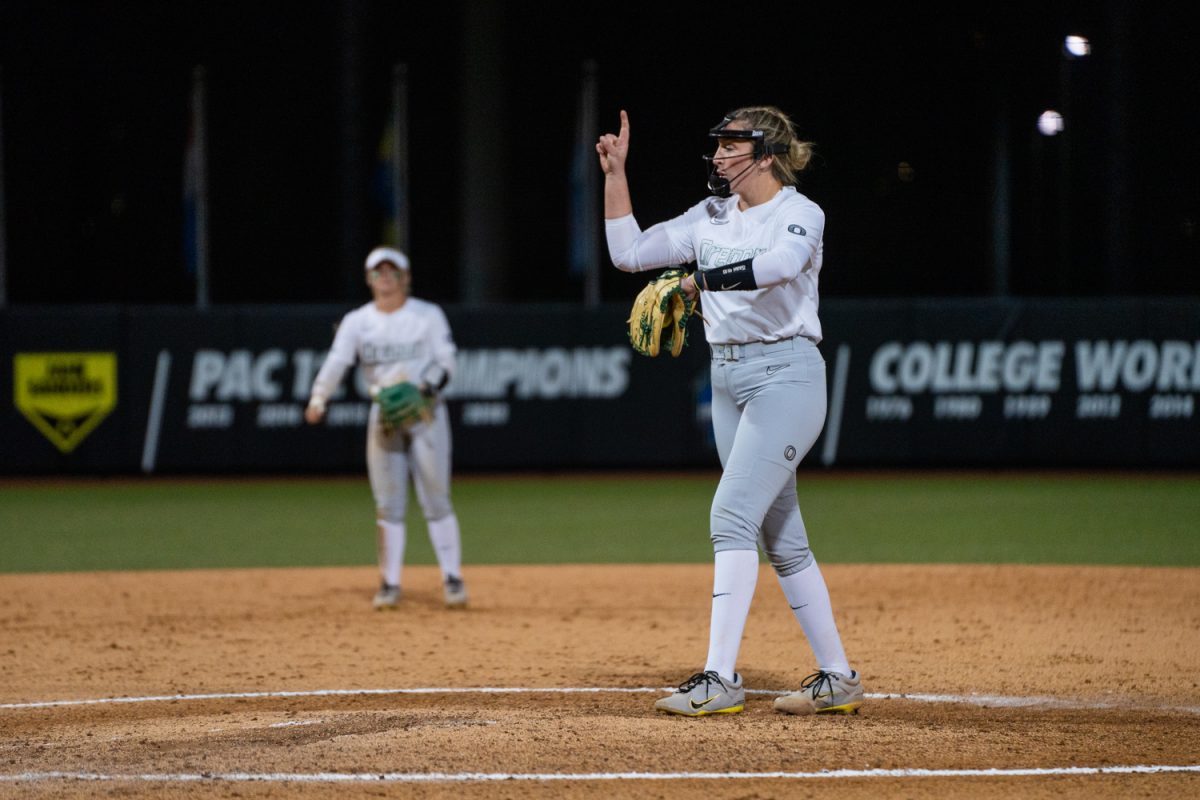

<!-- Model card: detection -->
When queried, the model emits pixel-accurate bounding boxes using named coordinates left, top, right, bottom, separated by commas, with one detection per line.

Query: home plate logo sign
left=14, top=353, right=118, bottom=453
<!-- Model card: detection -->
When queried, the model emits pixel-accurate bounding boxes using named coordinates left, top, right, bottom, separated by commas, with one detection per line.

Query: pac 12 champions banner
left=1, top=299, right=1197, bottom=474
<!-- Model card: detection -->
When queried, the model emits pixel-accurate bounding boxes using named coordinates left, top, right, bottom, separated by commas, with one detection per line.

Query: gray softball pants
left=708, top=336, right=827, bottom=576
left=367, top=401, right=455, bottom=524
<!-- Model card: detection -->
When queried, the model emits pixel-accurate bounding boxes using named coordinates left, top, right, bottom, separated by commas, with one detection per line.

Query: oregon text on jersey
left=698, top=240, right=766, bottom=268
left=361, top=341, right=425, bottom=365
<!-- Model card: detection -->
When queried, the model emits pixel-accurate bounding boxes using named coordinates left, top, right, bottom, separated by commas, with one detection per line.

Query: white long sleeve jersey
left=309, top=298, right=457, bottom=403
left=605, top=186, right=825, bottom=344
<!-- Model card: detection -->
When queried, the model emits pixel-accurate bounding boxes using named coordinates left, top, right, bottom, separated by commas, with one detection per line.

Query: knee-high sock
left=426, top=514, right=462, bottom=580
left=703, top=549, right=759, bottom=683
left=775, top=559, right=851, bottom=676
left=377, top=520, right=406, bottom=587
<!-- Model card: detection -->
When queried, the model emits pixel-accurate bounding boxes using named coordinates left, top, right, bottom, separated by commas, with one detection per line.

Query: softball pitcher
left=597, top=107, right=862, bottom=716
left=304, top=246, right=467, bottom=610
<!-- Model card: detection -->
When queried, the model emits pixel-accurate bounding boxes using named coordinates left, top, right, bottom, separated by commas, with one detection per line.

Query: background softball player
left=304, top=246, right=467, bottom=609
left=597, top=107, right=862, bottom=716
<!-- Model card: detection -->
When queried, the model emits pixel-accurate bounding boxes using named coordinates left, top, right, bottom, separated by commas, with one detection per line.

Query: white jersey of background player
left=304, top=246, right=467, bottom=609
left=598, top=107, right=862, bottom=716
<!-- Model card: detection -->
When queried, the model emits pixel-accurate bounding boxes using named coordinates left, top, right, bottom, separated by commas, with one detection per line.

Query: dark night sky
left=1, top=1, right=1197, bottom=306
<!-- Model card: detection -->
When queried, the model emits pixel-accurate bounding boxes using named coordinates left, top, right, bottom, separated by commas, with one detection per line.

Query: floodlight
left=1038, top=110, right=1064, bottom=136
left=1064, top=35, right=1091, bottom=57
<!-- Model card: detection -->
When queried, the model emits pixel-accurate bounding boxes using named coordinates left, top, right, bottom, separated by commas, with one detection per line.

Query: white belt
left=709, top=335, right=809, bottom=362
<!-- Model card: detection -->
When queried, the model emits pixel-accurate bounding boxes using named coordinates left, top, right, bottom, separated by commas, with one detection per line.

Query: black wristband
left=701, top=258, right=758, bottom=291
left=420, top=365, right=450, bottom=393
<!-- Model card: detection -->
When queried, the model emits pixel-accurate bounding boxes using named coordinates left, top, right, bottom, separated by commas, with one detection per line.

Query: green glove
left=375, top=381, right=431, bottom=433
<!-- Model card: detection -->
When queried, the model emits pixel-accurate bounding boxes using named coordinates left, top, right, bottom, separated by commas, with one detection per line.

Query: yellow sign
left=14, top=353, right=118, bottom=453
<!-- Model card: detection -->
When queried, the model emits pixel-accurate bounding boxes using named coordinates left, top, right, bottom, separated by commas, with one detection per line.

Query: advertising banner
left=2, top=299, right=1196, bottom=474
left=821, top=299, right=1200, bottom=467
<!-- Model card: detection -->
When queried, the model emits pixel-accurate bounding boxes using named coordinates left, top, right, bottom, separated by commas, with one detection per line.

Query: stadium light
left=1037, top=110, right=1064, bottom=136
left=1064, top=35, right=1091, bottom=58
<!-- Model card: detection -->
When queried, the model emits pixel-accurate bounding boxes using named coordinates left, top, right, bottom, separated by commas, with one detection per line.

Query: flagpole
left=0, top=66, right=8, bottom=309
left=390, top=63, right=409, bottom=252
left=190, top=66, right=211, bottom=310
left=577, top=60, right=600, bottom=307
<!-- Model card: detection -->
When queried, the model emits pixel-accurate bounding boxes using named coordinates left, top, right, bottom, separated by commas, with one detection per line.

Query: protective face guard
left=703, top=113, right=788, bottom=197
left=708, top=114, right=788, bottom=159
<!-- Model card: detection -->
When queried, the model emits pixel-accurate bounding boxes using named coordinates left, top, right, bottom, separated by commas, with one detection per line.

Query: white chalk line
left=3, top=686, right=1198, bottom=715
left=0, top=687, right=661, bottom=710
left=2, top=765, right=1199, bottom=784
left=873, top=691, right=1200, bottom=715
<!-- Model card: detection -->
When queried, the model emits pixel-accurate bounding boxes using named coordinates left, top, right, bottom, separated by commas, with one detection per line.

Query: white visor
left=364, top=246, right=410, bottom=271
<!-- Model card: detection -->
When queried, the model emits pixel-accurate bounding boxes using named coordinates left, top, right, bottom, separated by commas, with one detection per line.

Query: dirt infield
left=2, top=563, right=1198, bottom=798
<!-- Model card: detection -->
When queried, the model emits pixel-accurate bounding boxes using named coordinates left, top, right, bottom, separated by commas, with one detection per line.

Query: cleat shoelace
left=800, top=670, right=836, bottom=700
left=676, top=670, right=721, bottom=693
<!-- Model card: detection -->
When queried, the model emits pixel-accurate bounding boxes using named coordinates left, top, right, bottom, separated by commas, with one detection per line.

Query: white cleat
left=372, top=583, right=401, bottom=610
left=774, top=670, right=864, bottom=715
left=443, top=575, right=468, bottom=608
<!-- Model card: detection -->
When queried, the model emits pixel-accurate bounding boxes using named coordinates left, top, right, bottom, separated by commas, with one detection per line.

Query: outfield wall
left=2, top=299, right=1198, bottom=474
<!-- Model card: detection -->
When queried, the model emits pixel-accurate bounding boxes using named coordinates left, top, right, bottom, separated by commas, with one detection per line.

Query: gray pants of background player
left=709, top=336, right=827, bottom=574
left=366, top=401, right=455, bottom=523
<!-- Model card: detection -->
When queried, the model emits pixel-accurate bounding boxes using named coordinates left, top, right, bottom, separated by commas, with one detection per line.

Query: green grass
left=1, top=472, right=1197, bottom=573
